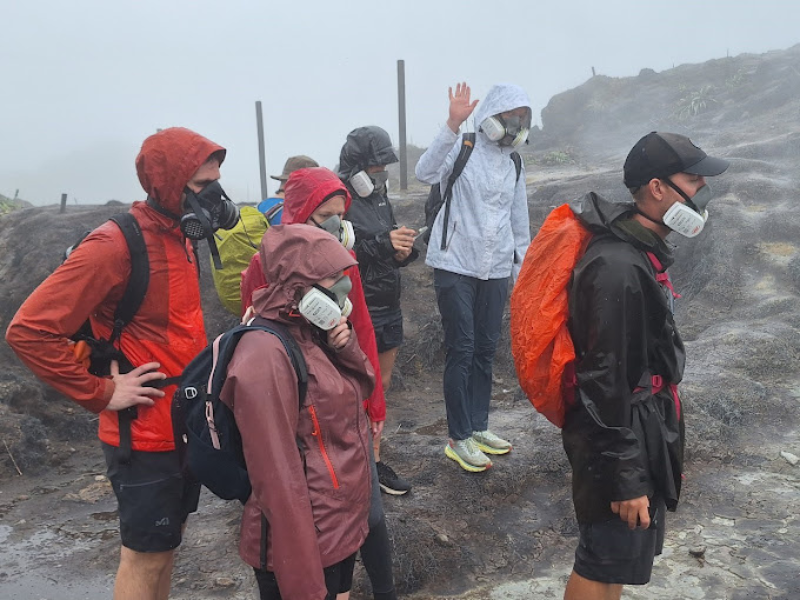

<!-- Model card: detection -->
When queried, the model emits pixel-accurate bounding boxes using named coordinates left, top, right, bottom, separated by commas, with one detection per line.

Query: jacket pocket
left=308, top=405, right=340, bottom=489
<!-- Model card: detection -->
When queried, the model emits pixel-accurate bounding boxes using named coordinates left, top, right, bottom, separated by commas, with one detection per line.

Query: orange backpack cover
left=510, top=204, right=593, bottom=427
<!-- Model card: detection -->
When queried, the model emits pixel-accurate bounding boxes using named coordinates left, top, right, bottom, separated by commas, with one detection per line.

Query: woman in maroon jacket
left=222, top=224, right=374, bottom=600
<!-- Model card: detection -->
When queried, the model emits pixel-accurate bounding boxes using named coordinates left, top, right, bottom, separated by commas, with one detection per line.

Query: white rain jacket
left=415, top=83, right=532, bottom=281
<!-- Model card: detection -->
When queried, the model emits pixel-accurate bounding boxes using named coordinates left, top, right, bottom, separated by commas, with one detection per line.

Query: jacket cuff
left=438, top=123, right=460, bottom=144
left=82, top=378, right=114, bottom=414
left=376, top=231, right=396, bottom=258
left=394, top=246, right=419, bottom=267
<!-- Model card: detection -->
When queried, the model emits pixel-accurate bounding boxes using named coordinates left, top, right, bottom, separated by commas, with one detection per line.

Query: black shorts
left=370, top=308, right=404, bottom=353
left=254, top=552, right=357, bottom=599
left=573, top=499, right=666, bottom=585
left=102, top=443, right=201, bottom=553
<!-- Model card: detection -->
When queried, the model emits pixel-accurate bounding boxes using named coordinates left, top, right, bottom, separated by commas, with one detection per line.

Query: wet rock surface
left=2, top=45, right=800, bottom=599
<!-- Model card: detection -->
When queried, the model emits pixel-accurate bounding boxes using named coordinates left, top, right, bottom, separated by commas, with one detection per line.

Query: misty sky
left=2, top=1, right=797, bottom=206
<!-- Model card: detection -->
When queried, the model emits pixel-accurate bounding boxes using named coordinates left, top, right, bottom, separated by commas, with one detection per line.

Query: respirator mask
left=349, top=170, right=374, bottom=198
left=180, top=181, right=240, bottom=268
left=480, top=111, right=531, bottom=148
left=369, top=170, right=389, bottom=194
left=312, top=215, right=356, bottom=251
left=661, top=179, right=713, bottom=238
left=297, top=276, right=353, bottom=331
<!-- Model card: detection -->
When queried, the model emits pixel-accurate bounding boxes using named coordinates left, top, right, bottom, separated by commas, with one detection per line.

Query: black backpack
left=66, top=213, right=157, bottom=463
left=422, top=132, right=523, bottom=249
left=67, top=213, right=150, bottom=376
left=171, top=316, right=308, bottom=504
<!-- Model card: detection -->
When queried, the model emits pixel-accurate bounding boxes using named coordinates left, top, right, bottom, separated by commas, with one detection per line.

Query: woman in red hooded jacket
left=241, top=167, right=397, bottom=600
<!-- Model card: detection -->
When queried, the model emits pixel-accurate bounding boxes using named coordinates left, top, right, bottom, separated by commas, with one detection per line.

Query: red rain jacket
left=240, top=167, right=387, bottom=422
left=6, top=127, right=223, bottom=451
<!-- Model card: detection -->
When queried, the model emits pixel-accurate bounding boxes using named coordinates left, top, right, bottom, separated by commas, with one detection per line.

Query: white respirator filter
left=340, top=220, right=356, bottom=251
left=350, top=171, right=375, bottom=198
left=480, top=116, right=506, bottom=142
left=662, top=202, right=708, bottom=238
left=298, top=288, right=344, bottom=330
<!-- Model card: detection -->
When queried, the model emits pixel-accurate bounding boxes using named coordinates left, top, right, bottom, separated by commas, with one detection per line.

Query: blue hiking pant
left=434, top=269, right=509, bottom=441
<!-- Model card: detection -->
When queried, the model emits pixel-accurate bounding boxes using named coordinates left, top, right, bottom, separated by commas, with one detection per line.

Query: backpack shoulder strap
left=448, top=132, right=476, bottom=186
left=208, top=318, right=308, bottom=409
left=511, top=152, right=522, bottom=181
left=107, top=213, right=149, bottom=344
left=263, top=201, right=284, bottom=225
left=439, top=132, right=476, bottom=251
left=252, top=318, right=308, bottom=407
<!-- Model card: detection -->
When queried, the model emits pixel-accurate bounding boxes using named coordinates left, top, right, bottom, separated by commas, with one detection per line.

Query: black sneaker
left=376, top=461, right=411, bottom=496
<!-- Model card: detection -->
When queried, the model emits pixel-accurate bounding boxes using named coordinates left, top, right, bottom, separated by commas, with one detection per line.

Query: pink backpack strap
left=634, top=375, right=682, bottom=421
left=646, top=252, right=681, bottom=299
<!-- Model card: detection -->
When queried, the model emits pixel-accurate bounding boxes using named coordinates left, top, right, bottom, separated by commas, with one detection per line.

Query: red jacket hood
left=135, top=127, right=226, bottom=215
left=283, top=167, right=352, bottom=225
left=253, top=224, right=357, bottom=318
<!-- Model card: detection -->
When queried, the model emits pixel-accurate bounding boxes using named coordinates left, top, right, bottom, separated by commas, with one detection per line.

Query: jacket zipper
left=308, top=405, right=339, bottom=489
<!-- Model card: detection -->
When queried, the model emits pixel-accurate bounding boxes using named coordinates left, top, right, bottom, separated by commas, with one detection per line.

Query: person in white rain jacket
left=415, top=82, right=532, bottom=473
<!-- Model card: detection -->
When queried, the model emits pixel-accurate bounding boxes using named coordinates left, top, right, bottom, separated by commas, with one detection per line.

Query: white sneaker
left=444, top=438, right=492, bottom=472
left=472, top=430, right=512, bottom=455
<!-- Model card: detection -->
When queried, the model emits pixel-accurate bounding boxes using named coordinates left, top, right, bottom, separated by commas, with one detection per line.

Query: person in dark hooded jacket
left=339, top=125, right=417, bottom=495
left=222, top=224, right=374, bottom=600
left=563, top=132, right=728, bottom=599
left=6, top=127, right=231, bottom=600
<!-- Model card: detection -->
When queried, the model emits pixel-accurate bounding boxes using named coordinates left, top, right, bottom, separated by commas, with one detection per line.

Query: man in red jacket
left=6, top=127, right=229, bottom=600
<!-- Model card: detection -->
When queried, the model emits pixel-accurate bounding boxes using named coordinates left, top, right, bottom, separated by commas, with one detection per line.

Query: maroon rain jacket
left=221, top=224, right=374, bottom=599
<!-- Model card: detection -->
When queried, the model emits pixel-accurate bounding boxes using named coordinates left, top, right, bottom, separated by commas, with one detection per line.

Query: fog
left=1, top=0, right=797, bottom=206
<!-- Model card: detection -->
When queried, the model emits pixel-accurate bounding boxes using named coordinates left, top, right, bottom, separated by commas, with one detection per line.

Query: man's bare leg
left=114, top=546, right=176, bottom=600
left=564, top=570, right=622, bottom=600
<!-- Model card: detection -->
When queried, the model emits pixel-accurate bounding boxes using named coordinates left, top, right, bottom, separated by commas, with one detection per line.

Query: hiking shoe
left=472, top=430, right=512, bottom=455
left=376, top=461, right=412, bottom=495
left=444, top=438, right=492, bottom=472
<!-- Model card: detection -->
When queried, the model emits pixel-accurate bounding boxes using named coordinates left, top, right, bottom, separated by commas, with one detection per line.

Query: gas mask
left=312, top=215, right=356, bottom=251
left=349, top=171, right=375, bottom=198
left=661, top=179, right=713, bottom=238
left=480, top=112, right=531, bottom=148
left=297, top=276, right=353, bottom=331
left=369, top=170, right=389, bottom=195
left=180, top=181, right=240, bottom=268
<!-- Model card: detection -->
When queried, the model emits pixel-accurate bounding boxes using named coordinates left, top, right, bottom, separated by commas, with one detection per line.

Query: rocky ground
left=2, top=45, right=800, bottom=599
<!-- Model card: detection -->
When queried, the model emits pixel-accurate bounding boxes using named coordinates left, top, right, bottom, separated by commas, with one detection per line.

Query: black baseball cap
left=623, top=132, right=729, bottom=189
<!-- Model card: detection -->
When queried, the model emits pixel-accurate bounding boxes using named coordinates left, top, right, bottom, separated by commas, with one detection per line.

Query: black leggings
left=360, top=517, right=397, bottom=600
left=254, top=552, right=357, bottom=600
left=361, top=430, right=397, bottom=600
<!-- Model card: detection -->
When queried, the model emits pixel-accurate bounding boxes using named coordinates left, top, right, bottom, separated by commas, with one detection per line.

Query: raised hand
left=447, top=82, right=479, bottom=133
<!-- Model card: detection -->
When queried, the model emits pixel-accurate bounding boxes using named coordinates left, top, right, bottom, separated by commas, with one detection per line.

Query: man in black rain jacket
left=563, top=132, right=728, bottom=599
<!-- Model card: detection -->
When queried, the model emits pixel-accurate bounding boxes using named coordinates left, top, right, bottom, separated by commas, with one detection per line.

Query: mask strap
left=663, top=178, right=701, bottom=213
left=146, top=196, right=181, bottom=223
left=635, top=206, right=665, bottom=227
left=312, top=283, right=338, bottom=304
left=239, top=214, right=258, bottom=250
left=186, top=193, right=223, bottom=269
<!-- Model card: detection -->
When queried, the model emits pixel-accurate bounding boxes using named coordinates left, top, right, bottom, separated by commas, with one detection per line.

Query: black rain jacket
left=339, top=126, right=418, bottom=312
left=563, top=192, right=686, bottom=524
